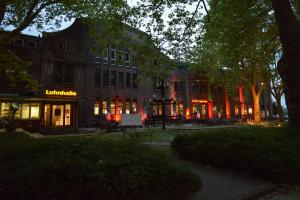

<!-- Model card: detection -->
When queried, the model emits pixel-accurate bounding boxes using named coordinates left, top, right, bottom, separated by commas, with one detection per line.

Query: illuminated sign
left=192, top=99, right=208, bottom=103
left=45, top=90, right=77, bottom=96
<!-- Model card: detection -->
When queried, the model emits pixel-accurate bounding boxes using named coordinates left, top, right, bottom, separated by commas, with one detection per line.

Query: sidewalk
left=189, top=164, right=275, bottom=200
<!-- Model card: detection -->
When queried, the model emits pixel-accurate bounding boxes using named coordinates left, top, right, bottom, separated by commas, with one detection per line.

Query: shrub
left=171, top=127, right=300, bottom=182
left=0, top=133, right=201, bottom=200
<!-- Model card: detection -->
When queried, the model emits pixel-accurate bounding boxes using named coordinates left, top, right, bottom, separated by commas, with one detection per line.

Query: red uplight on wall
left=185, top=108, right=191, bottom=119
left=114, top=114, right=121, bottom=122
left=208, top=101, right=213, bottom=119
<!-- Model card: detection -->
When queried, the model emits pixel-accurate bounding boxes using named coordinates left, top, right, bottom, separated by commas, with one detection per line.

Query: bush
left=0, top=134, right=201, bottom=200
left=171, top=127, right=300, bottom=182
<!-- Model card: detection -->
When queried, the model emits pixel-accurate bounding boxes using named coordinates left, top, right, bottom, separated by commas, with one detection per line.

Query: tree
left=271, top=0, right=300, bottom=129
left=270, top=57, right=284, bottom=122
left=0, top=0, right=131, bottom=89
left=191, top=0, right=280, bottom=123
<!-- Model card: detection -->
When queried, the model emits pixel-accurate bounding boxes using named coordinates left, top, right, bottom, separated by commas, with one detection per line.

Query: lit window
left=14, top=106, right=21, bottom=119
left=30, top=103, right=40, bottom=119
left=94, top=102, right=100, bottom=115
left=110, top=101, right=116, bottom=114
left=235, top=106, right=240, bottom=115
left=102, top=100, right=107, bottom=114
left=132, top=100, right=137, bottom=113
left=125, top=100, right=130, bottom=114
left=21, top=104, right=30, bottom=119
left=179, top=103, right=184, bottom=115
left=248, top=108, right=253, bottom=115
left=0, top=103, right=10, bottom=117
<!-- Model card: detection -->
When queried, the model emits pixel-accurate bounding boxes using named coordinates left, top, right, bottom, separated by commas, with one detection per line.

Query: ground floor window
left=102, top=100, right=108, bottom=114
left=235, top=106, right=240, bottom=115
left=132, top=99, right=137, bottom=113
left=95, top=98, right=137, bottom=115
left=0, top=102, right=40, bottom=120
left=94, top=102, right=100, bottom=115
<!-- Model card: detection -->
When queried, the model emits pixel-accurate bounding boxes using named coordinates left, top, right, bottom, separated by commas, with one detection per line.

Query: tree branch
left=0, top=0, right=6, bottom=25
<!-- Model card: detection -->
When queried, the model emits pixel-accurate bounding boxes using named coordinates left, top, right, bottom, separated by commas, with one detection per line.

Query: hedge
left=0, top=133, right=201, bottom=200
left=171, top=127, right=300, bottom=182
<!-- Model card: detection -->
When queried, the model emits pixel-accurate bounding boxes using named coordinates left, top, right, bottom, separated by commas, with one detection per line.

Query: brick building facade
left=0, top=19, right=272, bottom=132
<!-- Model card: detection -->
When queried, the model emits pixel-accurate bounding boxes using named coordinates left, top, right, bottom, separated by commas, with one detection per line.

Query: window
left=132, top=100, right=137, bottom=113
left=133, top=74, right=137, bottom=88
left=64, top=64, right=73, bottom=83
left=94, top=102, right=100, bottom=115
left=126, top=73, right=131, bottom=88
left=124, top=50, right=130, bottom=66
left=58, top=41, right=71, bottom=52
left=117, top=49, right=123, bottom=65
left=0, top=103, right=10, bottom=117
left=179, top=81, right=184, bottom=91
left=102, top=100, right=108, bottom=114
left=0, top=103, right=40, bottom=119
left=30, top=103, right=40, bottom=119
left=174, top=81, right=178, bottom=91
left=53, top=63, right=63, bottom=83
left=95, top=69, right=101, bottom=86
left=103, top=70, right=109, bottom=86
left=118, top=72, right=124, bottom=87
left=21, top=104, right=30, bottom=119
left=102, top=48, right=108, bottom=64
left=26, top=39, right=37, bottom=48
left=95, top=54, right=101, bottom=63
left=125, top=100, right=130, bottom=114
left=52, top=62, right=73, bottom=84
left=14, top=39, right=24, bottom=46
left=110, top=48, right=116, bottom=65
left=110, top=71, right=116, bottom=86
left=235, top=106, right=240, bottom=115
left=110, top=101, right=116, bottom=114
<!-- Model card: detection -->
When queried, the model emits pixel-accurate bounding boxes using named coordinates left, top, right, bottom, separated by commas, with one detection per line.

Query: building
left=0, top=19, right=272, bottom=132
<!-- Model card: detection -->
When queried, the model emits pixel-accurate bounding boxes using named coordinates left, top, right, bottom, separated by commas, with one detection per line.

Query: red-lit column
left=225, top=90, right=231, bottom=118
left=238, top=85, right=245, bottom=116
left=208, top=101, right=213, bottom=119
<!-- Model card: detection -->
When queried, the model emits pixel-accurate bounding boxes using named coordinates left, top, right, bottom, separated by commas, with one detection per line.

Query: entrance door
left=43, top=103, right=73, bottom=127
left=52, top=105, right=64, bottom=126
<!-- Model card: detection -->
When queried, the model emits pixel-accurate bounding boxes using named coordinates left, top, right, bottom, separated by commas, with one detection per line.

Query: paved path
left=189, top=164, right=275, bottom=200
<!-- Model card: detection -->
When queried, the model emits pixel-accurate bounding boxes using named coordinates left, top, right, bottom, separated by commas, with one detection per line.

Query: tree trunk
left=275, top=97, right=284, bottom=123
left=272, top=0, right=300, bottom=129
left=253, top=94, right=261, bottom=123
left=250, top=84, right=263, bottom=124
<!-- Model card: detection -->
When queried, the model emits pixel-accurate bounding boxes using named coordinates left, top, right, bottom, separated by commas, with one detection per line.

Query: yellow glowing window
left=0, top=103, right=10, bottom=117
left=21, top=104, right=30, bottom=119
left=102, top=100, right=107, bottom=114
left=30, top=103, right=40, bottom=119
left=94, top=102, right=100, bottom=115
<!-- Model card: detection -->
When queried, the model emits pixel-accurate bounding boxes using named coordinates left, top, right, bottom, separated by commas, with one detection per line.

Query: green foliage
left=171, top=127, right=300, bottom=182
left=191, top=0, right=281, bottom=95
left=0, top=134, right=201, bottom=200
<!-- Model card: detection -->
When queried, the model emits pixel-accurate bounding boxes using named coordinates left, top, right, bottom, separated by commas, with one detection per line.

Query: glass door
left=65, top=104, right=71, bottom=126
left=52, top=105, right=64, bottom=126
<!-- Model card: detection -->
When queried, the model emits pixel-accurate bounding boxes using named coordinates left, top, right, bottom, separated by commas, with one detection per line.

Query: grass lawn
left=0, top=132, right=201, bottom=200
left=171, top=126, right=300, bottom=183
